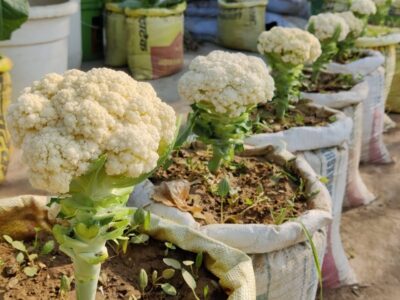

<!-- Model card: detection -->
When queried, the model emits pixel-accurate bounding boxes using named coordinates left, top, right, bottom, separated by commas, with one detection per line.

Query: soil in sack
left=253, top=101, right=336, bottom=134
left=151, top=146, right=310, bottom=225
left=0, top=233, right=226, bottom=300
left=301, top=70, right=357, bottom=94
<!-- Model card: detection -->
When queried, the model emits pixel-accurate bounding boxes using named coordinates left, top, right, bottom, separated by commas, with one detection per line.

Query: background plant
left=307, top=12, right=350, bottom=82
left=257, top=27, right=321, bottom=119
left=6, top=68, right=177, bottom=300
left=369, top=0, right=393, bottom=25
left=0, top=0, right=29, bottom=41
left=178, top=50, right=275, bottom=172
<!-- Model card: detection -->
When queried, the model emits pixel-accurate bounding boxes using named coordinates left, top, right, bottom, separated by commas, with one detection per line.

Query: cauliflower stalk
left=307, top=12, right=350, bottom=82
left=178, top=50, right=275, bottom=172
left=336, top=11, right=366, bottom=61
left=258, top=27, right=321, bottom=119
left=7, top=68, right=177, bottom=300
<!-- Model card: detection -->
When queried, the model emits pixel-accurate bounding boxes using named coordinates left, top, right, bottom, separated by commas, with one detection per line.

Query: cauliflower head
left=7, top=68, right=176, bottom=194
left=351, top=0, right=377, bottom=15
left=258, top=27, right=321, bottom=66
left=336, top=11, right=365, bottom=37
left=307, top=12, right=350, bottom=42
left=178, top=50, right=275, bottom=118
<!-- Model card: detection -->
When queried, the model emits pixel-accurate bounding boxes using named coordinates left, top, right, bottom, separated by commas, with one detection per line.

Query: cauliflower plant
left=257, top=27, right=321, bottom=118
left=8, top=68, right=176, bottom=194
left=307, top=12, right=350, bottom=82
left=351, top=0, right=377, bottom=16
left=258, top=27, right=321, bottom=66
left=7, top=68, right=177, bottom=300
left=307, top=13, right=350, bottom=42
left=178, top=50, right=274, bottom=118
left=178, top=50, right=275, bottom=172
left=370, top=0, right=392, bottom=24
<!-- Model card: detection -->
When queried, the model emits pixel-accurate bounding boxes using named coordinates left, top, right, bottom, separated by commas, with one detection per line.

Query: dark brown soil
left=301, top=70, right=356, bottom=93
left=253, top=101, right=335, bottom=134
left=151, top=148, right=309, bottom=225
left=0, top=236, right=225, bottom=300
left=334, top=49, right=367, bottom=64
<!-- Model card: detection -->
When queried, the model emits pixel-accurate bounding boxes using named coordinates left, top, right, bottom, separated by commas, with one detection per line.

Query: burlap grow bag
left=125, top=3, right=186, bottom=80
left=245, top=105, right=356, bottom=289
left=0, top=57, right=12, bottom=183
left=105, top=3, right=127, bottom=67
left=217, top=0, right=268, bottom=52
left=326, top=50, right=393, bottom=164
left=0, top=194, right=256, bottom=300
left=301, top=79, right=376, bottom=208
left=130, top=146, right=332, bottom=299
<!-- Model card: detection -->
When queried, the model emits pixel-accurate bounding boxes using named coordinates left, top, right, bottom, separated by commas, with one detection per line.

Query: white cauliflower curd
left=336, top=11, right=365, bottom=37
left=351, top=0, right=377, bottom=15
left=178, top=50, right=275, bottom=117
left=7, top=68, right=176, bottom=194
left=258, top=27, right=322, bottom=66
left=307, top=12, right=350, bottom=42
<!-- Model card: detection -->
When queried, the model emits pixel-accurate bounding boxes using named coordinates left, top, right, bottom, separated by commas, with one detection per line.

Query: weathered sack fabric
left=130, top=146, right=333, bottom=299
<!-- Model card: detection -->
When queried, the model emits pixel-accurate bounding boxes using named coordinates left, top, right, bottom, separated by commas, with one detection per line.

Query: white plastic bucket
left=0, top=0, right=78, bottom=100
left=68, top=0, right=82, bottom=69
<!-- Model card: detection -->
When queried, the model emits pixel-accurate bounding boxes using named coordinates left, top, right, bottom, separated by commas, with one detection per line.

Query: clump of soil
left=152, top=148, right=309, bottom=225
left=301, top=70, right=356, bottom=93
left=253, top=101, right=336, bottom=134
left=0, top=235, right=225, bottom=300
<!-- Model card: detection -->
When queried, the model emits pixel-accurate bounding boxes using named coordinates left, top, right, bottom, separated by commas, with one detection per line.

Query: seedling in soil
left=164, top=242, right=176, bottom=256
left=59, top=274, right=73, bottom=298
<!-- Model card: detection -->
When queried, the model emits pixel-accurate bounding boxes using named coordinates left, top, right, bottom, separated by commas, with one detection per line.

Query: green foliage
left=369, top=0, right=392, bottom=25
left=216, top=177, right=231, bottom=198
left=0, top=0, right=29, bottom=41
left=263, top=52, right=304, bottom=119
left=308, top=22, right=342, bottom=83
left=188, top=102, right=252, bottom=173
left=119, top=0, right=184, bottom=9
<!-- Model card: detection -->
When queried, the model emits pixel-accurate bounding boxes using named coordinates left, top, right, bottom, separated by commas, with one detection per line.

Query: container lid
left=125, top=2, right=186, bottom=17
left=218, top=0, right=268, bottom=9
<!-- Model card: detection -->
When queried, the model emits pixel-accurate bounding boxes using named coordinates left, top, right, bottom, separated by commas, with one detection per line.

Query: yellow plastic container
left=125, top=2, right=186, bottom=80
left=217, top=0, right=268, bottom=52
left=0, top=56, right=12, bottom=183
left=105, top=3, right=127, bottom=67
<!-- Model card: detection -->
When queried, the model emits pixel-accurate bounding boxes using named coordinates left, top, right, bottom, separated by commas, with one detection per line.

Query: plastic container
left=0, top=57, right=12, bottom=183
left=217, top=0, right=268, bottom=52
left=81, top=0, right=104, bottom=61
left=68, top=0, right=83, bottom=68
left=125, top=3, right=186, bottom=80
left=105, top=3, right=127, bottom=67
left=0, top=0, right=78, bottom=100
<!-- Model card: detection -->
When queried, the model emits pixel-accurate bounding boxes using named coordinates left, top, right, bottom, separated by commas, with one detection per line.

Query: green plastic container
left=81, top=0, right=104, bottom=61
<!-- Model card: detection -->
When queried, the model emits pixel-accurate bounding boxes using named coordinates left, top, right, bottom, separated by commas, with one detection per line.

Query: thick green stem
left=74, top=257, right=101, bottom=300
left=266, top=55, right=303, bottom=120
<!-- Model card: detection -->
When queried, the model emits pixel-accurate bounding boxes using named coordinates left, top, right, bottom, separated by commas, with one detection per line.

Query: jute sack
left=130, top=145, right=332, bottom=300
left=0, top=57, right=12, bottom=183
left=217, top=0, right=268, bottom=52
left=0, top=194, right=256, bottom=300
left=326, top=50, right=393, bottom=163
left=105, top=3, right=127, bottom=67
left=301, top=80, right=376, bottom=208
left=299, top=145, right=357, bottom=288
left=125, top=3, right=186, bottom=80
left=245, top=105, right=357, bottom=288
